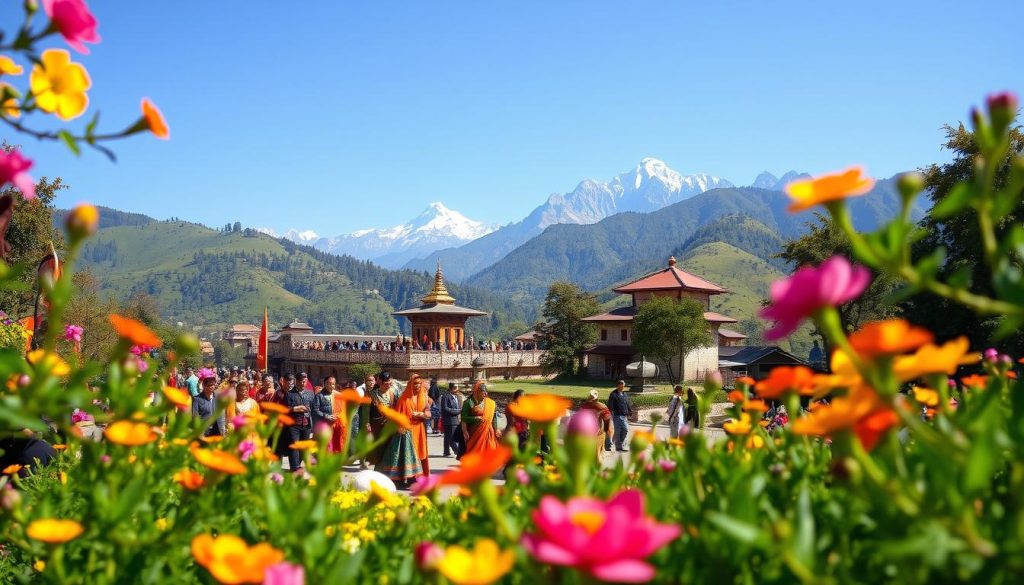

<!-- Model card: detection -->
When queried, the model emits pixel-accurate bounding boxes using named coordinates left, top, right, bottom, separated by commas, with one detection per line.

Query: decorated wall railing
left=279, top=348, right=546, bottom=369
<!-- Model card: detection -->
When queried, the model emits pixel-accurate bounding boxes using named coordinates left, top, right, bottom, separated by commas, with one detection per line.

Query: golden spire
left=420, top=260, right=456, bottom=305
left=668, top=256, right=677, bottom=267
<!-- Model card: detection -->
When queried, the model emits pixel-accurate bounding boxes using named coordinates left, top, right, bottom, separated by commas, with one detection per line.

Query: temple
left=392, top=262, right=486, bottom=349
left=581, top=256, right=736, bottom=381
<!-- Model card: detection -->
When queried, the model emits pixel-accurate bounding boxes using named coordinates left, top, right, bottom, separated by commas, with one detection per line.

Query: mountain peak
left=748, top=170, right=811, bottom=191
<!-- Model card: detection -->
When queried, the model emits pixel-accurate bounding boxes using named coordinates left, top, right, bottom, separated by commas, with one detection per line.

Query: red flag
left=257, top=307, right=269, bottom=372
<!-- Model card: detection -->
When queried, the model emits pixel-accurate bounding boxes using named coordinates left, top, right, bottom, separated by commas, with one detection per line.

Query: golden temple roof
left=420, top=261, right=456, bottom=305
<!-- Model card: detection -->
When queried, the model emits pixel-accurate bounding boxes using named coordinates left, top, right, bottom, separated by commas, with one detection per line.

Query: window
left=620, top=329, right=628, bottom=341
left=600, top=329, right=608, bottom=341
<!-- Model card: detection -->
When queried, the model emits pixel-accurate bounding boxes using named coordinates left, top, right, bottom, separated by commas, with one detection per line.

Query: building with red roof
left=581, top=256, right=737, bottom=381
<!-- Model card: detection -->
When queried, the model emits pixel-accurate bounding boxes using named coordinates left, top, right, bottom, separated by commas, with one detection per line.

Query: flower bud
left=566, top=409, right=599, bottom=437
left=1, top=484, right=21, bottom=510
left=987, top=91, right=1018, bottom=134
left=984, top=348, right=999, bottom=362
left=65, top=204, right=99, bottom=240
left=513, top=467, right=530, bottom=485
left=174, top=334, right=200, bottom=356
left=314, top=421, right=333, bottom=442
left=897, top=172, right=925, bottom=200
left=415, top=541, right=444, bottom=572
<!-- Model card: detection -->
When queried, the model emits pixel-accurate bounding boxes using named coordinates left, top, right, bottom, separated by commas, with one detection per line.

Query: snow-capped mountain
left=405, top=158, right=733, bottom=279
left=272, top=203, right=496, bottom=268
left=749, top=170, right=811, bottom=191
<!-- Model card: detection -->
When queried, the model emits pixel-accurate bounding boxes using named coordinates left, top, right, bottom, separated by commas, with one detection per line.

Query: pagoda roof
left=393, top=304, right=487, bottom=317
left=581, top=305, right=736, bottom=324
left=718, top=328, right=748, bottom=339
left=613, top=256, right=727, bottom=295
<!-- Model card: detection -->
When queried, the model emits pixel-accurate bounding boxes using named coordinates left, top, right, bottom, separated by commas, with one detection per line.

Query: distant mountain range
left=258, top=202, right=495, bottom=268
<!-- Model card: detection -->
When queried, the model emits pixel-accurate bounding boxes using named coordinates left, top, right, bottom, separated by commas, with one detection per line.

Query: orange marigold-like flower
left=335, top=389, right=371, bottom=405
left=507, top=394, right=571, bottom=423
left=791, top=386, right=897, bottom=451
left=162, top=385, right=191, bottom=409
left=853, top=409, right=901, bottom=451
left=723, top=413, right=752, bottom=435
left=276, top=414, right=295, bottom=427
left=736, top=376, right=755, bottom=387
left=911, top=386, right=939, bottom=407
left=104, top=420, right=157, bottom=446
left=753, top=365, right=817, bottom=399
left=439, top=446, right=511, bottom=486
left=109, top=314, right=162, bottom=347
left=191, top=444, right=247, bottom=475
left=379, top=403, right=412, bottom=430
left=141, top=98, right=169, bottom=139
left=727, top=390, right=745, bottom=403
left=744, top=399, right=769, bottom=413
left=192, top=534, right=284, bottom=585
left=27, top=518, right=84, bottom=544
left=960, top=374, right=988, bottom=388
left=3, top=463, right=23, bottom=474
left=260, top=402, right=289, bottom=414
left=892, top=337, right=980, bottom=382
left=848, top=319, right=933, bottom=359
left=785, top=166, right=875, bottom=212
left=173, top=469, right=206, bottom=490
left=289, top=440, right=317, bottom=452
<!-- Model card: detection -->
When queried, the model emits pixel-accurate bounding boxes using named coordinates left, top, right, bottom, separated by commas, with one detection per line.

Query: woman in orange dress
left=378, top=375, right=432, bottom=486
left=460, top=381, right=498, bottom=457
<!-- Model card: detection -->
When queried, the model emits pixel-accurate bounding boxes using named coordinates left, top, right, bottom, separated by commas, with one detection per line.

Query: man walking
left=608, top=380, right=632, bottom=452
left=283, top=373, right=314, bottom=473
left=439, top=382, right=462, bottom=457
left=185, top=367, right=200, bottom=398
left=313, top=376, right=336, bottom=431
left=354, top=373, right=375, bottom=469
left=192, top=374, right=225, bottom=437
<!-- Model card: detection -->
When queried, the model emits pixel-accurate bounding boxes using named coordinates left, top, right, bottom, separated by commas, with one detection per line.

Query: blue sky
left=12, top=0, right=1024, bottom=235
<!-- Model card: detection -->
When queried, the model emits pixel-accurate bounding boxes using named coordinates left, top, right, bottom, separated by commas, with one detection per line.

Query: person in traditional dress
left=365, top=372, right=397, bottom=467
left=227, top=379, right=261, bottom=432
left=377, top=375, right=432, bottom=486
left=579, top=389, right=613, bottom=462
left=503, top=389, right=530, bottom=451
left=460, top=381, right=498, bottom=458
left=330, top=379, right=355, bottom=454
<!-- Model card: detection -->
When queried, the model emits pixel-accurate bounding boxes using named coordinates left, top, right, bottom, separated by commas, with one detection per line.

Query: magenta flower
left=0, top=150, right=36, bottom=200
left=760, top=256, right=870, bottom=340
left=567, top=409, right=599, bottom=437
left=514, top=467, right=531, bottom=485
left=521, top=489, right=681, bottom=583
left=269, top=472, right=284, bottom=485
left=658, top=460, right=677, bottom=472
left=238, top=440, right=257, bottom=461
left=64, top=324, right=84, bottom=342
left=42, top=0, right=101, bottom=54
left=410, top=474, right=441, bottom=496
left=264, top=562, right=305, bottom=585
left=415, top=541, right=443, bottom=571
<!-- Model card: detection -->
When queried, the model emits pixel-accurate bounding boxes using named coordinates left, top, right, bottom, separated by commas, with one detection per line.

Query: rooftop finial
left=668, top=256, right=677, bottom=267
left=421, top=260, right=456, bottom=305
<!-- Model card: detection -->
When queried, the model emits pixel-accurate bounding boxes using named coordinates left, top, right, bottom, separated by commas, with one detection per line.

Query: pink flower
left=269, top=472, right=284, bottom=484
left=232, top=414, right=250, bottom=431
left=521, top=489, right=681, bottom=583
left=238, top=440, right=257, bottom=462
left=658, top=460, right=676, bottom=472
left=566, top=409, right=599, bottom=437
left=410, top=474, right=441, bottom=496
left=760, top=256, right=871, bottom=340
left=0, top=150, right=35, bottom=200
left=415, top=541, right=443, bottom=571
left=64, top=324, right=84, bottom=342
left=264, top=562, right=305, bottom=585
left=99, top=454, right=111, bottom=464
left=514, top=467, right=531, bottom=485
left=42, top=0, right=101, bottom=54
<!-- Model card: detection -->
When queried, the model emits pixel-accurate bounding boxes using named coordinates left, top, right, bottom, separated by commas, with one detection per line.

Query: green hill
left=78, top=220, right=531, bottom=337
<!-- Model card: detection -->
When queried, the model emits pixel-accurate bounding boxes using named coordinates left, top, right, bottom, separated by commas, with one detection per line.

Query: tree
left=904, top=123, right=1024, bottom=354
left=232, top=221, right=242, bottom=233
left=350, top=362, right=380, bottom=382
left=631, top=296, right=711, bottom=385
left=535, top=282, right=599, bottom=376
left=776, top=213, right=899, bottom=351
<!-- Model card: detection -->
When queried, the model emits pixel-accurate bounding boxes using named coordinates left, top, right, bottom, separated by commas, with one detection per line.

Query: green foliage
left=0, top=316, right=29, bottom=351
left=632, top=296, right=712, bottom=384
left=349, top=362, right=380, bottom=382
left=535, top=282, right=600, bottom=376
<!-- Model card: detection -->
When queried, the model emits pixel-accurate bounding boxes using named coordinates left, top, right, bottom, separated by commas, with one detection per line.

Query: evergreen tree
left=535, top=282, right=599, bottom=376
left=631, top=296, right=711, bottom=384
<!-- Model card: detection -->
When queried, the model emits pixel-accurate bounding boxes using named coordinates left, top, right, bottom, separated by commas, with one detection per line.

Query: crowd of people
left=290, top=336, right=538, bottom=353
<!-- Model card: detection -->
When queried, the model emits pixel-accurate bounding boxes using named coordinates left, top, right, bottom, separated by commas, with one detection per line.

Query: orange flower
left=853, top=409, right=900, bottom=451
left=162, top=385, right=191, bottom=409
left=379, top=403, right=412, bottom=430
left=439, top=446, right=511, bottom=486
left=911, top=386, right=939, bottom=407
left=736, top=376, right=755, bottom=387
left=141, top=98, right=169, bottom=139
left=335, top=389, right=371, bottom=405
left=892, top=337, right=979, bottom=381
left=191, top=444, right=247, bottom=475
left=791, top=386, right=896, bottom=450
left=723, top=413, right=752, bottom=435
left=200, top=435, right=224, bottom=444
left=276, top=414, right=295, bottom=427
left=744, top=399, right=769, bottom=413
left=191, top=534, right=283, bottom=584
left=727, top=390, right=745, bottom=403
left=289, top=440, right=317, bottom=452
left=26, top=519, right=84, bottom=544
left=960, top=374, right=988, bottom=388
left=173, top=469, right=206, bottom=490
left=785, top=166, right=875, bottom=212
left=260, top=402, right=289, bottom=414
left=507, top=394, right=571, bottom=423
left=848, top=319, right=933, bottom=359
left=52, top=444, right=67, bottom=451
left=104, top=420, right=157, bottom=446
left=109, top=314, right=162, bottom=348
left=754, top=365, right=817, bottom=399
left=3, top=463, right=23, bottom=474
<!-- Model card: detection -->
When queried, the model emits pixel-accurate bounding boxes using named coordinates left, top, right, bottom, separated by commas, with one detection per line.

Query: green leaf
left=791, top=485, right=815, bottom=569
left=931, top=182, right=973, bottom=218
left=58, top=130, right=81, bottom=156
left=706, top=511, right=769, bottom=547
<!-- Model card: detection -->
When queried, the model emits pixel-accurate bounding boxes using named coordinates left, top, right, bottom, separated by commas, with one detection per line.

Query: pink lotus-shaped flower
left=0, top=149, right=36, bottom=200
left=410, top=474, right=441, bottom=496
left=64, top=324, right=84, bottom=342
left=42, top=0, right=101, bottom=54
left=264, top=561, right=305, bottom=585
left=760, top=256, right=870, bottom=340
left=521, top=489, right=680, bottom=583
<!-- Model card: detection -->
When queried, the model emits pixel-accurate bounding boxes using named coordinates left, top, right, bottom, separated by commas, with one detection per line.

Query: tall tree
left=631, top=296, right=711, bottom=384
left=776, top=213, right=899, bottom=349
left=904, top=123, right=1024, bottom=353
left=535, top=282, right=599, bottom=376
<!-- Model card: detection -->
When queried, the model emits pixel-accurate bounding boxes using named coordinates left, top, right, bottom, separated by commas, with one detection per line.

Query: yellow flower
left=30, top=49, right=91, bottom=120
left=27, top=349, right=70, bottom=376
left=0, top=56, right=23, bottom=76
left=746, top=434, right=765, bottom=449
left=26, top=518, right=84, bottom=544
left=786, top=166, right=875, bottom=212
left=34, top=560, right=45, bottom=572
left=155, top=518, right=169, bottom=531
left=912, top=386, right=939, bottom=407
left=3, top=463, right=23, bottom=474
left=368, top=481, right=401, bottom=507
left=436, top=539, right=515, bottom=585
left=893, top=337, right=980, bottom=382
left=191, top=534, right=284, bottom=584
left=507, top=394, right=571, bottom=423
left=65, top=203, right=99, bottom=239
left=723, top=413, right=752, bottom=435
left=104, top=420, right=158, bottom=446
left=288, top=439, right=317, bottom=452
left=1, top=83, right=20, bottom=118
left=162, top=385, right=192, bottom=409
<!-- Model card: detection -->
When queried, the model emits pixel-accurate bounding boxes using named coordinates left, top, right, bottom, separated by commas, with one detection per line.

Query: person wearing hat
left=439, top=382, right=463, bottom=457
left=579, top=389, right=613, bottom=461
left=666, top=385, right=685, bottom=439
left=192, top=369, right=225, bottom=437
left=608, top=380, right=632, bottom=452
